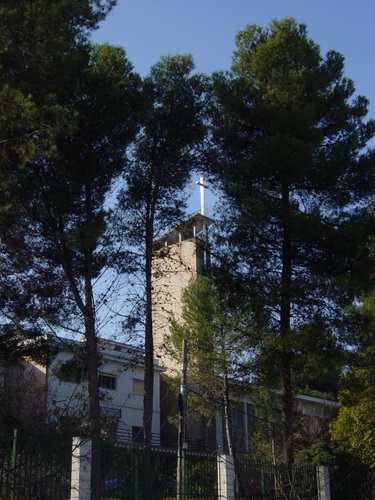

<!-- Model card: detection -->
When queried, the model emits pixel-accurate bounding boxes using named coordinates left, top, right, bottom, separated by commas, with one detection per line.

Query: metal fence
left=6, top=429, right=369, bottom=499
left=101, top=442, right=218, bottom=499
left=0, top=429, right=72, bottom=500
left=101, top=443, right=319, bottom=499
left=237, top=457, right=318, bottom=499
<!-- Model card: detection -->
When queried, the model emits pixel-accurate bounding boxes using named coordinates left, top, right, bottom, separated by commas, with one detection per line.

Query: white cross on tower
left=195, top=176, right=208, bottom=216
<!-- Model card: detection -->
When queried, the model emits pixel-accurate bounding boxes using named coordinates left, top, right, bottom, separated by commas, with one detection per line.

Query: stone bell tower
left=152, top=177, right=215, bottom=450
left=152, top=177, right=214, bottom=373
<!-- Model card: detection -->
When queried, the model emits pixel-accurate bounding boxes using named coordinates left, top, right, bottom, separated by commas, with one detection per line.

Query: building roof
left=153, top=212, right=214, bottom=247
left=46, top=336, right=165, bottom=371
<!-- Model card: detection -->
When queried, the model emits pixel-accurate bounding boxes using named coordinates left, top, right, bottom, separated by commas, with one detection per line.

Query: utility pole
left=177, top=339, right=187, bottom=500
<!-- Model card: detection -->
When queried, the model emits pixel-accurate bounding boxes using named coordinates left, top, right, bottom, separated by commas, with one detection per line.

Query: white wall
left=47, top=342, right=162, bottom=442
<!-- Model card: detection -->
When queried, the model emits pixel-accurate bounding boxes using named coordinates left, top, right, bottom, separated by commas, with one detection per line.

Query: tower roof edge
left=153, top=212, right=214, bottom=247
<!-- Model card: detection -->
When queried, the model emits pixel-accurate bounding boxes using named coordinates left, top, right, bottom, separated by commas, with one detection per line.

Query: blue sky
left=92, top=0, right=375, bottom=216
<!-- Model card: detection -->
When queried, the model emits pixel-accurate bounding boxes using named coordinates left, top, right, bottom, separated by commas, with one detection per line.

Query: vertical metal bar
left=261, top=468, right=265, bottom=498
left=177, top=339, right=187, bottom=500
left=135, top=446, right=139, bottom=500
left=181, top=449, right=186, bottom=498
left=10, top=429, right=17, bottom=500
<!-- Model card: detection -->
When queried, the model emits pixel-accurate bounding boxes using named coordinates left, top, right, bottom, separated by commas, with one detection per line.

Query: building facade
left=1, top=337, right=164, bottom=445
left=152, top=211, right=216, bottom=450
left=151, top=204, right=338, bottom=455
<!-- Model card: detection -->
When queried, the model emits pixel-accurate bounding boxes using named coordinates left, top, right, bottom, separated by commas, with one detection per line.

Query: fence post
left=217, top=454, right=235, bottom=500
left=71, top=437, right=92, bottom=500
left=317, top=465, right=331, bottom=500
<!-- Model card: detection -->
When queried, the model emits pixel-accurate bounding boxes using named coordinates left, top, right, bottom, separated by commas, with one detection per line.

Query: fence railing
left=0, top=429, right=341, bottom=499
left=237, top=456, right=318, bottom=499
left=0, top=429, right=71, bottom=500
left=113, top=428, right=211, bottom=452
left=101, top=441, right=217, bottom=499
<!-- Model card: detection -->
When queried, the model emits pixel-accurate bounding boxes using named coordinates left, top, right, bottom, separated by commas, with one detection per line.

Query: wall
left=153, top=238, right=199, bottom=376
left=46, top=342, right=162, bottom=443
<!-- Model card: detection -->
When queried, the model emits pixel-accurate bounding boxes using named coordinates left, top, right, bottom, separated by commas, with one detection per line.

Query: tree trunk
left=143, top=208, right=154, bottom=499
left=220, top=321, right=242, bottom=500
left=223, top=372, right=242, bottom=498
left=83, top=179, right=101, bottom=500
left=280, top=180, right=294, bottom=470
left=85, top=317, right=101, bottom=500
left=280, top=350, right=293, bottom=465
left=54, top=221, right=102, bottom=499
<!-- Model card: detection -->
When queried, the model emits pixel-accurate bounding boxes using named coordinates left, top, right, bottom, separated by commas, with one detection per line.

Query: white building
left=1, top=336, right=164, bottom=444
left=47, top=338, right=164, bottom=444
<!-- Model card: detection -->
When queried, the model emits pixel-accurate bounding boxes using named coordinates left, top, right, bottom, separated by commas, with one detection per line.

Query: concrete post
left=317, top=465, right=331, bottom=500
left=217, top=454, right=235, bottom=500
left=71, top=437, right=92, bottom=500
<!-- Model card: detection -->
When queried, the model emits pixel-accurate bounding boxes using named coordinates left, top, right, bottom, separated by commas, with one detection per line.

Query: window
left=98, top=373, right=117, bottom=390
left=132, top=426, right=143, bottom=443
left=132, top=378, right=144, bottom=395
left=100, top=406, right=121, bottom=419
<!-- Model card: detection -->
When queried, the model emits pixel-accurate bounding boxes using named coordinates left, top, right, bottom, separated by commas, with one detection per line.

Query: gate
left=101, top=442, right=217, bottom=499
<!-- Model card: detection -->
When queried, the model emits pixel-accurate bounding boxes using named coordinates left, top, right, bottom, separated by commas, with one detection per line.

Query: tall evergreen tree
left=209, top=18, right=375, bottom=467
left=119, top=53, right=207, bottom=495
left=0, top=0, right=118, bottom=336
left=0, top=32, right=141, bottom=500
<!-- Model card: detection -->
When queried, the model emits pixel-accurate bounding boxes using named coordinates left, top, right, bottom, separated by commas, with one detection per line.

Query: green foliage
left=295, top=438, right=337, bottom=468
left=0, top=1, right=136, bottom=336
left=0, top=5, right=139, bottom=496
left=0, top=329, right=51, bottom=365
left=121, top=53, right=208, bottom=242
left=211, top=17, right=375, bottom=334
left=0, top=0, right=115, bottom=172
left=53, top=345, right=89, bottom=384
left=117, top=53, right=207, bottom=466
left=332, top=389, right=375, bottom=467
left=330, top=218, right=375, bottom=468
left=209, top=17, right=375, bottom=462
left=291, top=325, right=343, bottom=399
left=0, top=39, right=141, bottom=335
left=168, top=275, right=256, bottom=421
left=331, top=290, right=375, bottom=468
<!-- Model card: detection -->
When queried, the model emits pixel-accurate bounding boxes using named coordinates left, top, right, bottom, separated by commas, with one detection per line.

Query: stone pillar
left=71, top=437, right=92, bottom=500
left=317, top=465, right=331, bottom=500
left=217, top=454, right=235, bottom=500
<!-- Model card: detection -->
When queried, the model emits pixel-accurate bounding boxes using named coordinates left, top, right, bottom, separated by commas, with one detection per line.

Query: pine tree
left=119, top=53, right=207, bottom=495
left=209, top=18, right=375, bottom=467
left=0, top=22, right=141, bottom=497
